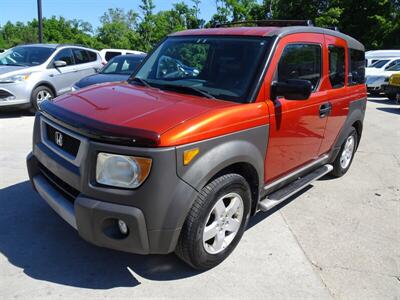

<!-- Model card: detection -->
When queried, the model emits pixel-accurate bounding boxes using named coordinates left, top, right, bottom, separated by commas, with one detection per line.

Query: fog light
left=118, top=220, right=129, bottom=235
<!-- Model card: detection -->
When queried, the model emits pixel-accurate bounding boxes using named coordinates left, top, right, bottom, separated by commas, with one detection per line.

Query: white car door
left=47, top=48, right=78, bottom=95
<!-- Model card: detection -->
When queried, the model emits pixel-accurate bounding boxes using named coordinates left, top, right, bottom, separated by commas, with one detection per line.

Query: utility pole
left=37, top=0, right=43, bottom=43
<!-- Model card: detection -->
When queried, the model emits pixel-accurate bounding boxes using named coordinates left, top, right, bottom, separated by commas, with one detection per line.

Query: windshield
left=370, top=59, right=389, bottom=68
left=101, top=55, right=145, bottom=75
left=0, top=46, right=55, bottom=66
left=133, top=36, right=271, bottom=103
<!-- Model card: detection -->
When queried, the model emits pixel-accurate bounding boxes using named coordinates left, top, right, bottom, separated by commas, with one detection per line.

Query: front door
left=264, top=33, right=328, bottom=183
left=48, top=48, right=77, bottom=95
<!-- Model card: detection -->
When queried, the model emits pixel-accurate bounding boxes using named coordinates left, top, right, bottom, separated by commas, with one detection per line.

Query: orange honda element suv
left=27, top=20, right=366, bottom=269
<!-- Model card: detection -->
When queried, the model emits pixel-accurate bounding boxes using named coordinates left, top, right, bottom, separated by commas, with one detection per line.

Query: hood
left=75, top=73, right=130, bottom=89
left=43, top=82, right=235, bottom=146
left=0, top=65, right=27, bottom=77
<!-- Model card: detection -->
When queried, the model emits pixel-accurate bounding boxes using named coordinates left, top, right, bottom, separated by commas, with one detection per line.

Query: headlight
left=0, top=74, right=30, bottom=83
left=96, top=153, right=152, bottom=188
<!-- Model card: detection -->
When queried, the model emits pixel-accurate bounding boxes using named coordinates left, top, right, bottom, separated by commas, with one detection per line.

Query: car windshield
left=133, top=36, right=271, bottom=103
left=0, top=46, right=55, bottom=66
left=101, top=55, right=144, bottom=75
left=370, top=59, right=389, bottom=68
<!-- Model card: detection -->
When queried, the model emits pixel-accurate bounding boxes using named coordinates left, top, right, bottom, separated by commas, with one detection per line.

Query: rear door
left=72, top=48, right=98, bottom=80
left=264, top=33, right=328, bottom=183
left=318, top=35, right=352, bottom=155
left=48, top=48, right=77, bottom=95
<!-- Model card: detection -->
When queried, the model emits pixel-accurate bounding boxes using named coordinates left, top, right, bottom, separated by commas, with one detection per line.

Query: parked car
left=99, top=49, right=146, bottom=63
left=383, top=72, right=400, bottom=102
left=366, top=62, right=400, bottom=95
left=73, top=53, right=146, bottom=90
left=27, top=22, right=366, bottom=270
left=0, top=44, right=103, bottom=111
left=365, top=50, right=400, bottom=67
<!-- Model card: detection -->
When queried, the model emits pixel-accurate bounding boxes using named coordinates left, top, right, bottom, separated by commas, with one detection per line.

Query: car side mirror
left=54, top=60, right=67, bottom=68
left=271, top=79, right=312, bottom=100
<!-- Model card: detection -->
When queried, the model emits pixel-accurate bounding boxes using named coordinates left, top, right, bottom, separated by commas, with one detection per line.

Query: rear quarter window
left=349, top=49, right=365, bottom=85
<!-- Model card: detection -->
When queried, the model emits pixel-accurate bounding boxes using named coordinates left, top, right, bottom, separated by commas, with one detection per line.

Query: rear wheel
left=175, top=174, right=251, bottom=270
left=331, top=127, right=358, bottom=177
left=386, top=93, right=397, bottom=101
left=31, top=86, right=54, bottom=111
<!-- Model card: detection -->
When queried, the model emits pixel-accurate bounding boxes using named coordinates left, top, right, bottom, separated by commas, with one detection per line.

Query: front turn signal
left=183, top=148, right=200, bottom=165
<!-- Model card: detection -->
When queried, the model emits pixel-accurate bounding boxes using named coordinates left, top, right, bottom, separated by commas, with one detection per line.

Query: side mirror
left=271, top=79, right=312, bottom=100
left=54, top=60, right=67, bottom=68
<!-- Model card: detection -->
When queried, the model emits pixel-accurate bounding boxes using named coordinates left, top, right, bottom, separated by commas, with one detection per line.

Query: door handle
left=319, top=102, right=332, bottom=118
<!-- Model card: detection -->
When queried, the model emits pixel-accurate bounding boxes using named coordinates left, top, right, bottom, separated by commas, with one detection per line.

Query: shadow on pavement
left=367, top=98, right=393, bottom=105
left=376, top=107, right=400, bottom=115
left=0, top=110, right=34, bottom=119
left=0, top=181, right=202, bottom=289
left=247, top=185, right=312, bottom=230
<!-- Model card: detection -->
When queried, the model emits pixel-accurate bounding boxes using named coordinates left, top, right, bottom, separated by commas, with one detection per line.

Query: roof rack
left=325, top=26, right=340, bottom=32
left=215, top=19, right=314, bottom=28
left=56, top=43, right=87, bottom=48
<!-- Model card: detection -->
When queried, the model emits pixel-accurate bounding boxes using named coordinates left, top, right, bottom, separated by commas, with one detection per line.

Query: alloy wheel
left=203, top=192, right=244, bottom=254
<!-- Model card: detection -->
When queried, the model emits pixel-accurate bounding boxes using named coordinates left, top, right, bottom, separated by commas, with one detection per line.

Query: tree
left=97, top=8, right=140, bottom=49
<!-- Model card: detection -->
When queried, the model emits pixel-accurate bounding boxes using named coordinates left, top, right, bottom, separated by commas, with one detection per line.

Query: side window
left=328, top=45, right=345, bottom=88
left=53, top=48, right=74, bottom=66
left=105, top=51, right=121, bottom=61
left=86, top=50, right=98, bottom=62
left=72, top=48, right=90, bottom=64
left=277, top=43, right=322, bottom=90
left=385, top=59, right=400, bottom=70
left=349, top=49, right=365, bottom=85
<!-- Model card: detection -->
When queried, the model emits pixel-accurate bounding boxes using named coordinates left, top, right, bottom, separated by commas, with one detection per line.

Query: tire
left=331, top=127, right=358, bottom=178
left=386, top=93, right=397, bottom=101
left=369, top=91, right=380, bottom=97
left=175, top=173, right=251, bottom=270
left=31, top=86, right=54, bottom=112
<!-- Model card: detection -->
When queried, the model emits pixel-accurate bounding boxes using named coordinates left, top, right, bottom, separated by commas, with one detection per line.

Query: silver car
left=0, top=44, right=103, bottom=111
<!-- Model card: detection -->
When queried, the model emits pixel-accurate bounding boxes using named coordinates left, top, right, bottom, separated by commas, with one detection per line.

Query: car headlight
left=0, top=74, right=30, bottom=83
left=96, top=153, right=152, bottom=188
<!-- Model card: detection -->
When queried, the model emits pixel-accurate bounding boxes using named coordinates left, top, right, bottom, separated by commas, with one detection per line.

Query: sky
left=1, top=0, right=219, bottom=28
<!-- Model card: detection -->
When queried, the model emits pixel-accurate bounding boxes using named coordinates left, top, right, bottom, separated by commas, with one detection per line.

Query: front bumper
left=0, top=82, right=31, bottom=107
left=27, top=114, right=199, bottom=255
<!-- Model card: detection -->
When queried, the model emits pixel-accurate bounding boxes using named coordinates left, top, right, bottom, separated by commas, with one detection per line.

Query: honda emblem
left=55, top=131, right=63, bottom=147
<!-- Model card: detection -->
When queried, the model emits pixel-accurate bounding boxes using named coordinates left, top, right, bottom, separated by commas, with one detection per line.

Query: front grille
left=0, top=89, right=13, bottom=99
left=38, top=163, right=80, bottom=203
left=46, top=124, right=80, bottom=157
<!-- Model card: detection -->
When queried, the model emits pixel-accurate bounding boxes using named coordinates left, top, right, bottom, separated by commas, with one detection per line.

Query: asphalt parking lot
left=0, top=97, right=399, bottom=299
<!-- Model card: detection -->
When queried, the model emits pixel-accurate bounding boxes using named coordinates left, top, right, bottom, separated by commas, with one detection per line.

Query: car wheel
left=386, top=93, right=397, bottom=101
left=175, top=173, right=251, bottom=270
left=31, top=86, right=54, bottom=111
left=331, top=127, right=358, bottom=177
left=369, top=92, right=380, bottom=97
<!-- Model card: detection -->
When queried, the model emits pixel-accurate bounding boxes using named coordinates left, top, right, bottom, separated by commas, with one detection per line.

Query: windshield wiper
left=129, top=77, right=152, bottom=88
left=159, top=84, right=215, bottom=99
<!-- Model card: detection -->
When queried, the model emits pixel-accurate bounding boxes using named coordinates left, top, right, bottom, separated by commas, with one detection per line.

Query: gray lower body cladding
left=27, top=114, right=199, bottom=254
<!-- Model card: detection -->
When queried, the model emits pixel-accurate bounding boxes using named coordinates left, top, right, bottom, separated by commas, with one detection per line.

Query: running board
left=258, top=164, right=333, bottom=212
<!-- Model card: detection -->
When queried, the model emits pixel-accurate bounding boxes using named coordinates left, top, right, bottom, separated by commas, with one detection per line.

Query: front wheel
left=331, top=127, right=358, bottom=177
left=175, top=174, right=251, bottom=270
left=31, top=86, right=54, bottom=111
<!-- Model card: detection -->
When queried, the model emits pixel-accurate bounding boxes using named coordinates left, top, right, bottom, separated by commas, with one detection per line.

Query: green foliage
left=0, top=0, right=399, bottom=51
